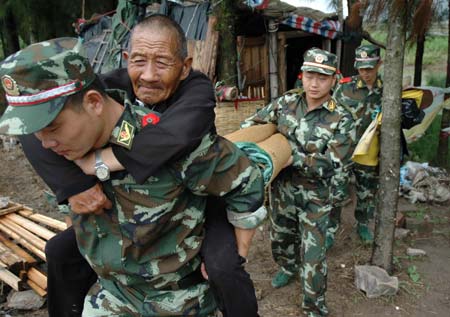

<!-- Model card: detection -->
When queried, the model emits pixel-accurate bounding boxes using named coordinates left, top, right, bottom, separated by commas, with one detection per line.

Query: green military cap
left=0, top=37, right=95, bottom=135
left=301, top=48, right=337, bottom=76
left=354, top=44, right=381, bottom=69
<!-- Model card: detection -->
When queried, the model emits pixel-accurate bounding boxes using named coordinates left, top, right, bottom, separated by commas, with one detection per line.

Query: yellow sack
left=352, top=113, right=382, bottom=166
left=401, top=89, right=424, bottom=109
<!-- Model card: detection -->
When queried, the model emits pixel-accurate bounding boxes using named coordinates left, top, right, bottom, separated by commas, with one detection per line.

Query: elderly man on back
left=6, top=15, right=262, bottom=317
left=0, top=31, right=266, bottom=316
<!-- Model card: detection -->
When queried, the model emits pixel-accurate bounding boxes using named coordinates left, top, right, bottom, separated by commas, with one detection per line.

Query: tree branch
left=362, top=30, right=386, bottom=50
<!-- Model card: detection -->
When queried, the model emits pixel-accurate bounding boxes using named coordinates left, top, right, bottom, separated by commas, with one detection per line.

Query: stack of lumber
left=0, top=201, right=67, bottom=297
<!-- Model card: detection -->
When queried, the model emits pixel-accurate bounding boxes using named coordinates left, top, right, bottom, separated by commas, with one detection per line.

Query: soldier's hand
left=68, top=183, right=112, bottom=215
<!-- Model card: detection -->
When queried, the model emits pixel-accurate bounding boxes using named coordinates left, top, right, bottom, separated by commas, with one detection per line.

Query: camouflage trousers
left=270, top=171, right=331, bottom=316
left=353, top=164, right=378, bottom=225
left=327, top=165, right=378, bottom=236
left=82, top=278, right=218, bottom=317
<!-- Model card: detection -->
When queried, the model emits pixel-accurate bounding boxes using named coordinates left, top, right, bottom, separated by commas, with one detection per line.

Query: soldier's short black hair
left=65, top=76, right=107, bottom=112
left=129, top=14, right=187, bottom=60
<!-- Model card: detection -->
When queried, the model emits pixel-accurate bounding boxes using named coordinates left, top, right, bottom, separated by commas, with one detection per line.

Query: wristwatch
left=94, top=149, right=110, bottom=181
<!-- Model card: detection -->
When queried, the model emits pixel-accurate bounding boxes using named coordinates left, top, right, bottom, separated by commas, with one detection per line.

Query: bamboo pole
left=5, top=213, right=56, bottom=240
left=18, top=209, right=67, bottom=231
left=0, top=232, right=36, bottom=264
left=27, top=267, right=47, bottom=290
left=0, top=218, right=46, bottom=251
left=0, top=222, right=45, bottom=261
left=0, top=260, right=22, bottom=291
left=27, top=279, right=47, bottom=297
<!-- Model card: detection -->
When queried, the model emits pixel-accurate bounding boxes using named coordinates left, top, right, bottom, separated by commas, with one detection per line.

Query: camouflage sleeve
left=331, top=112, right=356, bottom=204
left=177, top=134, right=266, bottom=229
left=332, top=83, right=358, bottom=121
left=240, top=95, right=286, bottom=128
left=291, top=110, right=355, bottom=184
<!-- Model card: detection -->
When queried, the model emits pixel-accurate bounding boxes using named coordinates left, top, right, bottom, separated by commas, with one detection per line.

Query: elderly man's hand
left=234, top=227, right=256, bottom=259
left=68, top=183, right=112, bottom=215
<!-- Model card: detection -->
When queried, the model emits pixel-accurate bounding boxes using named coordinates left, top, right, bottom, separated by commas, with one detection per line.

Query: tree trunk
left=1, top=6, right=20, bottom=56
left=413, top=34, right=425, bottom=86
left=371, top=1, right=407, bottom=273
left=213, top=0, right=237, bottom=86
left=436, top=1, right=450, bottom=168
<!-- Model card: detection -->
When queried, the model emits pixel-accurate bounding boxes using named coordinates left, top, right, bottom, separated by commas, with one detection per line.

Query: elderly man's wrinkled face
left=125, top=27, right=192, bottom=105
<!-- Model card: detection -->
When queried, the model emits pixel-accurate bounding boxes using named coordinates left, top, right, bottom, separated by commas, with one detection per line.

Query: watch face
left=96, top=166, right=109, bottom=180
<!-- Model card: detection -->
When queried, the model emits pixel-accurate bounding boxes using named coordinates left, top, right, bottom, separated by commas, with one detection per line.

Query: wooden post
left=336, top=0, right=344, bottom=68
left=268, top=19, right=279, bottom=100
left=278, top=32, right=287, bottom=93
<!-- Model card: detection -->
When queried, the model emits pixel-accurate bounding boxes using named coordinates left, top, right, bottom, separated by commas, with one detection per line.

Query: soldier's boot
left=271, top=270, right=294, bottom=288
left=325, top=223, right=339, bottom=251
left=325, top=232, right=335, bottom=250
left=357, top=222, right=373, bottom=243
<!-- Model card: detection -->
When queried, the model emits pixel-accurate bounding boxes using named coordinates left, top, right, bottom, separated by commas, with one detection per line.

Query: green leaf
left=407, top=265, right=421, bottom=283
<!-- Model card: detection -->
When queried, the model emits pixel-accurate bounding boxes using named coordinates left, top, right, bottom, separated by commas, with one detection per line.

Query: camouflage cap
left=354, top=44, right=381, bottom=69
left=0, top=37, right=95, bottom=135
left=301, top=48, right=337, bottom=76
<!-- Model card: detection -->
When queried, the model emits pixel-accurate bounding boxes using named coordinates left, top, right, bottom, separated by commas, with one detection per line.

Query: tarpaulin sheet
left=281, top=14, right=340, bottom=39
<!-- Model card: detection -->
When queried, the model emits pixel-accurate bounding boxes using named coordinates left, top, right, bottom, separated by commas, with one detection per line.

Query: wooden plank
left=5, top=213, right=56, bottom=241
left=18, top=209, right=67, bottom=232
left=206, top=16, right=219, bottom=80
left=0, top=222, right=45, bottom=261
left=0, top=218, right=46, bottom=251
left=199, top=15, right=219, bottom=80
left=0, top=203, right=24, bottom=216
left=0, top=240, right=24, bottom=268
left=27, top=267, right=47, bottom=290
left=0, top=260, right=22, bottom=291
left=27, top=279, right=47, bottom=297
left=0, top=232, right=37, bottom=264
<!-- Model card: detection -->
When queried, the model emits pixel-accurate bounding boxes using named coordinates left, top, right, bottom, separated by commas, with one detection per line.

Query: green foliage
left=426, top=73, right=446, bottom=87
left=407, top=114, right=450, bottom=167
left=364, top=26, right=448, bottom=67
left=0, top=0, right=117, bottom=54
left=407, top=265, right=421, bottom=283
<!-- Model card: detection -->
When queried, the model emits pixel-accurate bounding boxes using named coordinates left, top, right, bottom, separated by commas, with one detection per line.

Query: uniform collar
left=356, top=75, right=383, bottom=90
left=301, top=92, right=336, bottom=112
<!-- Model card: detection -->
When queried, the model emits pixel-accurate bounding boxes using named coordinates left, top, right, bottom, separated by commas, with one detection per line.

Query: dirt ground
left=0, top=142, right=449, bottom=317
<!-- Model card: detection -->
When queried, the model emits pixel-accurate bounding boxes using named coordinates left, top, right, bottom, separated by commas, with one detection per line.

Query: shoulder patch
left=339, top=77, right=352, bottom=84
left=117, top=120, right=135, bottom=149
left=328, top=99, right=336, bottom=111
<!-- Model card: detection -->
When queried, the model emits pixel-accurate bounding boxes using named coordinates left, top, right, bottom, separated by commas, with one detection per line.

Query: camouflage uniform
left=242, top=49, right=355, bottom=317
left=0, top=38, right=267, bottom=317
left=76, top=98, right=266, bottom=316
left=332, top=44, right=383, bottom=234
